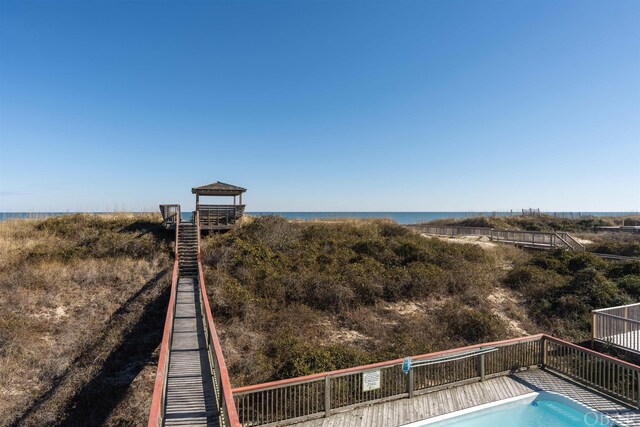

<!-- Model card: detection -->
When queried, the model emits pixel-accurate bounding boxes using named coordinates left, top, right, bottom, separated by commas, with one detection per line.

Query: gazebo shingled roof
left=192, top=181, right=247, bottom=197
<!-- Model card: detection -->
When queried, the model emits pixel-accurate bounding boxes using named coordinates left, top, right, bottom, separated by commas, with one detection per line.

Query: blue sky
left=0, top=0, right=638, bottom=212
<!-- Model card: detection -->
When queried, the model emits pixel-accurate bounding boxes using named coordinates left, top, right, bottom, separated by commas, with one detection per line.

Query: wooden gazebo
left=159, top=181, right=247, bottom=231
left=193, top=181, right=247, bottom=231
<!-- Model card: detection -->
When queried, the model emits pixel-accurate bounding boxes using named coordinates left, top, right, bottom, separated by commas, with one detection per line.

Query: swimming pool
left=401, top=392, right=624, bottom=427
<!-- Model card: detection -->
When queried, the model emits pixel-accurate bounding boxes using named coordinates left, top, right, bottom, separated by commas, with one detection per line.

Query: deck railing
left=544, top=335, right=640, bottom=406
left=232, top=334, right=640, bottom=426
left=593, top=303, right=640, bottom=354
left=196, top=217, right=241, bottom=427
left=232, top=335, right=544, bottom=427
left=409, top=225, right=585, bottom=252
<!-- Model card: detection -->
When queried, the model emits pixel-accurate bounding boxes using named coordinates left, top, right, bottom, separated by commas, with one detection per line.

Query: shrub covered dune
left=2, top=213, right=638, bottom=425
left=203, top=216, right=640, bottom=387
left=0, top=214, right=171, bottom=427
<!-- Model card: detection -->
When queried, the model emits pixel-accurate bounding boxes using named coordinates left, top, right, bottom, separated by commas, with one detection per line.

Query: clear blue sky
left=1, top=0, right=639, bottom=212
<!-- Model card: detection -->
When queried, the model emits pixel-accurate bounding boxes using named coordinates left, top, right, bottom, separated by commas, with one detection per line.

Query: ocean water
left=0, top=211, right=637, bottom=225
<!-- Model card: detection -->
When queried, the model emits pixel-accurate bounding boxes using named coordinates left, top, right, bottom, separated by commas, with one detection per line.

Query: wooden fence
left=593, top=303, right=640, bottom=354
left=231, top=334, right=639, bottom=427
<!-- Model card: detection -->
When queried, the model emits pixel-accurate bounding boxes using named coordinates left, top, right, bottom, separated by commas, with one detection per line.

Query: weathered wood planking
left=163, top=277, right=219, bottom=427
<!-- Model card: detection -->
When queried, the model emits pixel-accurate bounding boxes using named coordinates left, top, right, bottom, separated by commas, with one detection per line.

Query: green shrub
left=436, top=301, right=508, bottom=343
left=271, top=336, right=373, bottom=379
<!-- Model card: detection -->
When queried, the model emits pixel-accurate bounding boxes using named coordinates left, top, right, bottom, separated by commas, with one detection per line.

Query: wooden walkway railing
left=148, top=214, right=240, bottom=427
left=593, top=303, right=640, bottom=355
left=159, top=204, right=181, bottom=228
left=408, top=224, right=586, bottom=252
left=231, top=334, right=640, bottom=426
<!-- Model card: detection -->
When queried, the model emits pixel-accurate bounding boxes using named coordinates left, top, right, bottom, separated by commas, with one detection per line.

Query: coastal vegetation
left=0, top=214, right=171, bottom=427
left=430, top=214, right=640, bottom=256
left=201, top=216, right=524, bottom=386
left=202, top=215, right=640, bottom=387
left=428, top=213, right=636, bottom=232
left=2, top=213, right=638, bottom=423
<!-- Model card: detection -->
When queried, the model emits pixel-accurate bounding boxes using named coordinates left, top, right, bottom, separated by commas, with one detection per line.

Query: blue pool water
left=413, top=393, right=618, bottom=427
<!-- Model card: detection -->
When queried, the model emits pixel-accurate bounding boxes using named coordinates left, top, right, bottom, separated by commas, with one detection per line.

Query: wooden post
left=625, top=307, right=630, bottom=334
left=479, top=354, right=486, bottom=381
left=592, top=313, right=597, bottom=349
left=637, top=370, right=640, bottom=410
left=407, top=369, right=414, bottom=398
left=541, top=337, right=548, bottom=368
left=324, top=376, right=331, bottom=417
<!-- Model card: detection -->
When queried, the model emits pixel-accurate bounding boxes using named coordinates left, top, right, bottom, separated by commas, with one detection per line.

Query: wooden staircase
left=178, top=222, right=198, bottom=277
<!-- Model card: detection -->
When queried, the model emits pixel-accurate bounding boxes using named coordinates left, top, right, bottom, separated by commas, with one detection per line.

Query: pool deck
left=292, top=369, right=640, bottom=427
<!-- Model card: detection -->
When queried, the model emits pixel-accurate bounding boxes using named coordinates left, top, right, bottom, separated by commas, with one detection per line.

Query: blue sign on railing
left=402, top=357, right=412, bottom=374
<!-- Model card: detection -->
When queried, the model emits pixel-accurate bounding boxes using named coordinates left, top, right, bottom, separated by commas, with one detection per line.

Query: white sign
left=362, top=370, right=381, bottom=392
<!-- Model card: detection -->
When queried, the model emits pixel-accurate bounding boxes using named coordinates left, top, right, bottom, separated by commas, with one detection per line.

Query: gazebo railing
left=197, top=204, right=245, bottom=228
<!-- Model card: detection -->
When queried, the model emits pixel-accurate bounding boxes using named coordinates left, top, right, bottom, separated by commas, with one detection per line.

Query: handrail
left=196, top=216, right=241, bottom=427
left=594, top=302, right=640, bottom=313
left=232, top=334, right=543, bottom=394
left=544, top=335, right=640, bottom=406
left=147, top=259, right=179, bottom=426
left=553, top=232, right=573, bottom=250
left=232, top=334, right=640, bottom=426
left=557, top=232, right=585, bottom=251
left=410, top=347, right=498, bottom=367
left=594, top=311, right=640, bottom=326
left=544, top=335, right=640, bottom=370
left=159, top=204, right=181, bottom=226
left=409, top=225, right=586, bottom=252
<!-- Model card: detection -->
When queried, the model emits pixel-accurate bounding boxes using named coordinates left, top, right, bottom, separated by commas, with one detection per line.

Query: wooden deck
left=292, top=369, right=640, bottom=427
left=163, top=277, right=219, bottom=426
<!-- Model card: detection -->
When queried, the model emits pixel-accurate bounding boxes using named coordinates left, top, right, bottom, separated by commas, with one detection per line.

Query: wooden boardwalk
left=163, top=277, right=219, bottom=426
left=293, top=369, right=640, bottom=427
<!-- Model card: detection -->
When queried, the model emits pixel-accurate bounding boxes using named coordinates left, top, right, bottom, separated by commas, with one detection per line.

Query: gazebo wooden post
left=233, top=196, right=237, bottom=225
left=195, top=194, right=200, bottom=225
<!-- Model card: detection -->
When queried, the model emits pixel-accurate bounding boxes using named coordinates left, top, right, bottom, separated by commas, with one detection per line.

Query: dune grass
left=0, top=214, right=171, bottom=427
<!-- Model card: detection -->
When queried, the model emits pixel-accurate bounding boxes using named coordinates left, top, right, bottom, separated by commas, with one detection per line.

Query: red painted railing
left=232, top=334, right=640, bottom=426
left=196, top=209, right=240, bottom=425
left=147, top=259, right=179, bottom=427
left=232, top=334, right=545, bottom=394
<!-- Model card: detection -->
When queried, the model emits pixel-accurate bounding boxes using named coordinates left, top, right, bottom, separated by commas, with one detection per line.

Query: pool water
left=405, top=392, right=620, bottom=427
